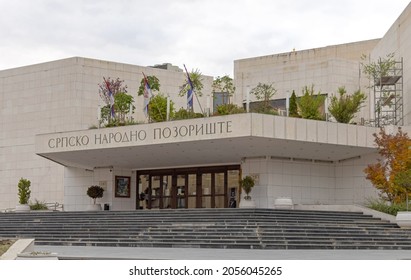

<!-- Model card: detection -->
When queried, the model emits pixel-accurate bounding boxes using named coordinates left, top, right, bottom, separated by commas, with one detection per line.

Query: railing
left=0, top=202, right=64, bottom=213
left=0, top=208, right=15, bottom=213
left=44, top=202, right=64, bottom=211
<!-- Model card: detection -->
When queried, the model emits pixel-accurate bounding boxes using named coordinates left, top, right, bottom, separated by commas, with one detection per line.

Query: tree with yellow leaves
left=364, top=127, right=411, bottom=203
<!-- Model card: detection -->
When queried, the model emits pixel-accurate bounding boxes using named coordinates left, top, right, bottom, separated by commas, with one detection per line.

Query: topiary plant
left=18, top=178, right=31, bottom=205
left=240, top=176, right=255, bottom=200
left=87, top=185, right=104, bottom=205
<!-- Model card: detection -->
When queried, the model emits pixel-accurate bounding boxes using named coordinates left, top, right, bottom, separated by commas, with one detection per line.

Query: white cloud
left=0, top=0, right=409, bottom=77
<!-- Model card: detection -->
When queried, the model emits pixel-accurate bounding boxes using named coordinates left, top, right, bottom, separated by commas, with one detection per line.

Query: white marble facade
left=0, top=57, right=212, bottom=210
left=3, top=3, right=411, bottom=210
left=36, top=113, right=379, bottom=211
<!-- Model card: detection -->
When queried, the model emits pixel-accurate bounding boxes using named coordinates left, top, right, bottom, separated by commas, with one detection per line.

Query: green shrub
left=148, top=94, right=175, bottom=122
left=240, top=176, right=255, bottom=200
left=17, top=178, right=31, bottom=205
left=215, top=103, right=245, bottom=115
left=253, top=106, right=278, bottom=115
left=30, top=199, right=49, bottom=210
left=297, top=85, right=325, bottom=120
left=173, top=108, right=204, bottom=120
left=365, top=198, right=408, bottom=216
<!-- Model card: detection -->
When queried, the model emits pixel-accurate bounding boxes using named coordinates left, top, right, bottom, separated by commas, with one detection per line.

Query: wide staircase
left=1, top=208, right=411, bottom=250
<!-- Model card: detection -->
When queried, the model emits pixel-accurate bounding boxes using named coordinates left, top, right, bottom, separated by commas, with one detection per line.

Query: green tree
left=100, top=93, right=135, bottom=126
left=114, top=93, right=135, bottom=124
left=99, top=105, right=111, bottom=126
left=361, top=53, right=396, bottom=84
left=240, top=176, right=255, bottom=200
left=394, top=169, right=411, bottom=210
left=289, top=90, right=299, bottom=117
left=212, top=75, right=235, bottom=104
left=179, top=68, right=204, bottom=98
left=98, top=77, right=131, bottom=126
left=137, top=75, right=160, bottom=96
left=328, top=87, right=366, bottom=123
left=297, top=85, right=325, bottom=120
left=250, top=83, right=277, bottom=113
left=87, top=185, right=104, bottom=205
left=149, top=94, right=175, bottom=122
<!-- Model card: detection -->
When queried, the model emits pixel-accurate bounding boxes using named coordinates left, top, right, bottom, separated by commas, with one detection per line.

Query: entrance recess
left=137, top=165, right=240, bottom=209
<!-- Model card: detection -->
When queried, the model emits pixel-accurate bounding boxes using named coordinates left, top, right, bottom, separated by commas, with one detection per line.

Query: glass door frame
left=136, top=165, right=240, bottom=209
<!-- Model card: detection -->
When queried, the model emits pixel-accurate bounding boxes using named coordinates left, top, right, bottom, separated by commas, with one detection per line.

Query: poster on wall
left=115, top=176, right=131, bottom=198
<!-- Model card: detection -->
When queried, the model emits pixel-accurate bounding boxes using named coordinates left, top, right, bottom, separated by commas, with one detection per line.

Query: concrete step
left=1, top=208, right=411, bottom=250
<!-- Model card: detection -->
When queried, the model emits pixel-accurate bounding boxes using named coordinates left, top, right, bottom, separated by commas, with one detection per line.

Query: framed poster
left=115, top=176, right=131, bottom=198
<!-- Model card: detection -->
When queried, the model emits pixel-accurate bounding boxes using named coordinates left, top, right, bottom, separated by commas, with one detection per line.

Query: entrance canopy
left=35, top=114, right=378, bottom=170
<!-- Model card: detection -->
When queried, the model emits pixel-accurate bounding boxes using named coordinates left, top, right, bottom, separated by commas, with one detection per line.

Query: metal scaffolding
left=374, top=57, right=403, bottom=127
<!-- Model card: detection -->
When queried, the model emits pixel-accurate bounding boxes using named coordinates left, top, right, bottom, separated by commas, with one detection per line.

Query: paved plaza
left=34, top=245, right=411, bottom=260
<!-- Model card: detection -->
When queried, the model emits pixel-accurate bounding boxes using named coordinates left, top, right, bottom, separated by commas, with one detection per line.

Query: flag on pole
left=142, top=72, right=153, bottom=117
left=183, top=64, right=194, bottom=110
left=104, top=78, right=115, bottom=118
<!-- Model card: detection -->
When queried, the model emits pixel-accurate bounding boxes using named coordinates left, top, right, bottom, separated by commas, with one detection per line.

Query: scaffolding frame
left=374, top=57, right=403, bottom=127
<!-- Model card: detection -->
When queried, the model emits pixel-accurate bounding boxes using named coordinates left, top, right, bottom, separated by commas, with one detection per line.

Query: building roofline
left=234, top=38, right=381, bottom=63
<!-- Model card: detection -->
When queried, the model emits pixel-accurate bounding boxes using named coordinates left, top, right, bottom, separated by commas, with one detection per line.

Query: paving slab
left=33, top=245, right=411, bottom=260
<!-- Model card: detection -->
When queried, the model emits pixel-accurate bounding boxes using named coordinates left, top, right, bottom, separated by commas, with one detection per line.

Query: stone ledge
left=294, top=204, right=396, bottom=223
left=274, top=197, right=294, bottom=209
left=0, top=239, right=35, bottom=260
left=396, top=211, right=411, bottom=228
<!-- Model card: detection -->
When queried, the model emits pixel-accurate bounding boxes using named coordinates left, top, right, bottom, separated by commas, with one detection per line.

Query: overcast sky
left=0, top=0, right=409, bottom=77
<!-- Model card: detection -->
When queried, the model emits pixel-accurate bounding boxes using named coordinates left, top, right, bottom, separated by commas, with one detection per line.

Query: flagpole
left=142, top=72, right=150, bottom=118
left=97, top=104, right=101, bottom=128
left=166, top=94, right=170, bottom=121
left=183, top=64, right=204, bottom=115
left=194, top=91, right=204, bottom=115
left=183, top=64, right=193, bottom=111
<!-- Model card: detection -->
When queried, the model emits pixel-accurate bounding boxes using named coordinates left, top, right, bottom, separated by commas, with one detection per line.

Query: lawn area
left=0, top=239, right=15, bottom=256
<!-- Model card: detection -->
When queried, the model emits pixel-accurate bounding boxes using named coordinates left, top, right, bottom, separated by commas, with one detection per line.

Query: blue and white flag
left=184, top=64, right=194, bottom=110
left=104, top=78, right=115, bottom=118
left=142, top=72, right=152, bottom=117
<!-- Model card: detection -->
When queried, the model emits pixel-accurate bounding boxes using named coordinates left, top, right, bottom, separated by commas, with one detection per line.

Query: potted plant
left=239, top=175, right=256, bottom=208
left=86, top=185, right=104, bottom=211
left=15, top=178, right=31, bottom=212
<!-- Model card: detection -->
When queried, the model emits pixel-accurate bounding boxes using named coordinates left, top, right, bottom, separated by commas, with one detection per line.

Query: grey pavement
left=33, top=245, right=411, bottom=260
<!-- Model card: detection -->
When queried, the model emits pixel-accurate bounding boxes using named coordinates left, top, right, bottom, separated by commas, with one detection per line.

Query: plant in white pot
left=86, top=185, right=104, bottom=211
left=239, top=175, right=256, bottom=208
left=16, top=178, right=31, bottom=212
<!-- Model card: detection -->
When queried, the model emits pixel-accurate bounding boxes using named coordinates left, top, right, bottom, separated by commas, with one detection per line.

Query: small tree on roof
left=289, top=90, right=299, bottom=117
left=328, top=86, right=366, bottom=124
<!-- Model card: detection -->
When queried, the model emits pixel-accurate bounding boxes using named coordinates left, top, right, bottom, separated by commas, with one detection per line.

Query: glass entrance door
left=202, top=172, right=226, bottom=208
left=172, top=173, right=197, bottom=209
left=137, top=165, right=240, bottom=210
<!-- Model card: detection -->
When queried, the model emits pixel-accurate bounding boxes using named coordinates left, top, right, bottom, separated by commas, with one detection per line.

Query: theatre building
left=35, top=112, right=381, bottom=211
left=2, top=3, right=411, bottom=211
